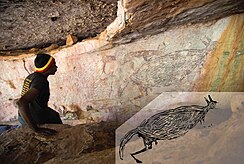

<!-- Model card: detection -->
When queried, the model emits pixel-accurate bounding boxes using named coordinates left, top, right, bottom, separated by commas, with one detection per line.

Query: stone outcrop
left=0, top=121, right=118, bottom=164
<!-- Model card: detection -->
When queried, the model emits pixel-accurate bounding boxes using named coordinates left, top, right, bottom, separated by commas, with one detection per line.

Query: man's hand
left=35, top=127, right=57, bottom=136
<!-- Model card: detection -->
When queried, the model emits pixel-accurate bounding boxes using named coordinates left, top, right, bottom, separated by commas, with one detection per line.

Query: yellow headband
left=35, top=57, right=55, bottom=72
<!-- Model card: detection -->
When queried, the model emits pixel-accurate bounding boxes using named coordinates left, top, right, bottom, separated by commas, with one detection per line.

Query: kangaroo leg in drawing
left=130, top=139, right=152, bottom=163
left=130, top=147, right=147, bottom=163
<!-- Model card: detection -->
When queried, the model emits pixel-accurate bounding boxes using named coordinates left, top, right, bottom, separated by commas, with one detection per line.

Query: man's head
left=34, top=53, right=57, bottom=76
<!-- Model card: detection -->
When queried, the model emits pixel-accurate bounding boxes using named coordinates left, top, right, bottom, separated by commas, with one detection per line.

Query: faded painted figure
left=119, top=95, right=218, bottom=163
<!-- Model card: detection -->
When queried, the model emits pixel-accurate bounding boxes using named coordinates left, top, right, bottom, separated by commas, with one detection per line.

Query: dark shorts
left=18, top=107, right=62, bottom=125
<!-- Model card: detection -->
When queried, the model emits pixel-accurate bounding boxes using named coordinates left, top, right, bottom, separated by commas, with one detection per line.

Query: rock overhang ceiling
left=0, top=0, right=117, bottom=51
left=111, top=0, right=244, bottom=43
left=1, top=0, right=244, bottom=53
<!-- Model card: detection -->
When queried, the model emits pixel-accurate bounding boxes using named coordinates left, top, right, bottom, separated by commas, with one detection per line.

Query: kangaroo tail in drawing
left=119, top=128, right=139, bottom=160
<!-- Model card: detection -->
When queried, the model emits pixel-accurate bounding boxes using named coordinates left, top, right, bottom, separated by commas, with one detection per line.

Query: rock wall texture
left=0, top=13, right=243, bottom=123
left=110, top=0, right=244, bottom=42
left=1, top=0, right=244, bottom=51
left=0, top=0, right=244, bottom=123
left=0, top=121, right=118, bottom=164
left=193, top=15, right=244, bottom=91
left=0, top=0, right=117, bottom=50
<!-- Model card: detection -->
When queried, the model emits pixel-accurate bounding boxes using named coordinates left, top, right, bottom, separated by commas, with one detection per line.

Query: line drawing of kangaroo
left=119, top=95, right=218, bottom=163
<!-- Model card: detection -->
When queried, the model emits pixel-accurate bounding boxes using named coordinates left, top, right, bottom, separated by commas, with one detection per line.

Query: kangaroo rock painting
left=119, top=95, right=218, bottom=163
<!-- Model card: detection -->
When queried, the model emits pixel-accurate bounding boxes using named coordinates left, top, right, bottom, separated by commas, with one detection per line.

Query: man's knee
left=48, top=108, right=59, bottom=114
left=47, top=108, right=62, bottom=124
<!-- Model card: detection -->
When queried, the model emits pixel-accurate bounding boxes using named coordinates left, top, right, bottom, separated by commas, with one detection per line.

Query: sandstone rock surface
left=1, top=0, right=243, bottom=51
left=66, top=35, right=78, bottom=46
left=107, top=0, right=244, bottom=43
left=0, top=121, right=118, bottom=164
left=0, top=13, right=243, bottom=123
left=0, top=0, right=117, bottom=50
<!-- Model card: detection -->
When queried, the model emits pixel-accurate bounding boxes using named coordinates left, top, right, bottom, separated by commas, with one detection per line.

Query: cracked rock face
left=0, top=0, right=117, bottom=50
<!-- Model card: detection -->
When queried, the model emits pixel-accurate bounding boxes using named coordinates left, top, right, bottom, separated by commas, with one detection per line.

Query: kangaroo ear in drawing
left=205, top=95, right=218, bottom=109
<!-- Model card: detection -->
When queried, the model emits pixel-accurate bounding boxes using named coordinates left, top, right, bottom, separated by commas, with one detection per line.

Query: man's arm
left=17, top=88, right=57, bottom=135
